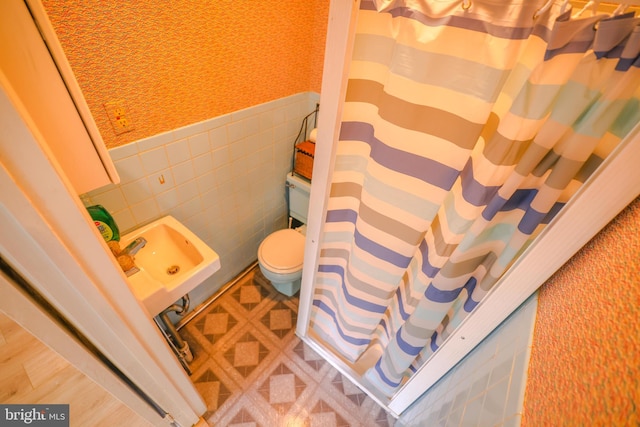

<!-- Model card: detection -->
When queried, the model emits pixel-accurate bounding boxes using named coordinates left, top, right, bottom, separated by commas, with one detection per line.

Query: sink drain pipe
left=157, top=295, right=193, bottom=365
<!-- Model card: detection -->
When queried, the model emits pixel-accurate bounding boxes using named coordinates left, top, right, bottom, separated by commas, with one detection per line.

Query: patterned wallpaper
left=42, top=1, right=329, bottom=148
left=523, top=197, right=640, bottom=425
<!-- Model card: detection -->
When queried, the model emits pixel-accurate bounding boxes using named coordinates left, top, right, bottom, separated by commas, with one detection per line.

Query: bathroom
left=56, top=0, right=330, bottom=304
left=1, top=0, right=639, bottom=426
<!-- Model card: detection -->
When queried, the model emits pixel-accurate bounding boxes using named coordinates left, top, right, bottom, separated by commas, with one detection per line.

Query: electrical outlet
left=104, top=99, right=134, bottom=134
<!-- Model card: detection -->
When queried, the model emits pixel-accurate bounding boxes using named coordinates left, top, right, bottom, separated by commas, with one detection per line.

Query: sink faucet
left=122, top=237, right=147, bottom=256
left=120, top=237, right=147, bottom=276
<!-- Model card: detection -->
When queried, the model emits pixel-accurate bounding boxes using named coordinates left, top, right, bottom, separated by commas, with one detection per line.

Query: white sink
left=121, top=215, right=220, bottom=316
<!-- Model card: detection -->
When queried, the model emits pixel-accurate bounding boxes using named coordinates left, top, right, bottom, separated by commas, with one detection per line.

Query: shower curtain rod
left=534, top=0, right=640, bottom=19
left=569, top=0, right=640, bottom=5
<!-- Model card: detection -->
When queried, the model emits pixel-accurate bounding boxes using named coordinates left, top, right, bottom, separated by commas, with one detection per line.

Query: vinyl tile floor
left=180, top=266, right=397, bottom=427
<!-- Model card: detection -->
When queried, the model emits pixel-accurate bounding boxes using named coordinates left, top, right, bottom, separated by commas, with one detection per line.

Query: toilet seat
left=258, top=229, right=305, bottom=274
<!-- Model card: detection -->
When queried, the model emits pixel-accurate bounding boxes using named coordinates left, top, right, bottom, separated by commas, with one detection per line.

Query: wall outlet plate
left=104, top=99, right=134, bottom=135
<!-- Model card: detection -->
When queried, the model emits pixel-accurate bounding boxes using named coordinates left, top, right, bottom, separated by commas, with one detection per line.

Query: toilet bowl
left=258, top=173, right=311, bottom=296
left=258, top=228, right=305, bottom=296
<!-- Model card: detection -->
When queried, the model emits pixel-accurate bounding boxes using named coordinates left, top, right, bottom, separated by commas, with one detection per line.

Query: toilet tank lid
left=259, top=229, right=305, bottom=271
left=286, top=173, right=311, bottom=193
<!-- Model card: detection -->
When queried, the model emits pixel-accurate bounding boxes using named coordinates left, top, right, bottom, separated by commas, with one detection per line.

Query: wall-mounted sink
left=121, top=215, right=220, bottom=316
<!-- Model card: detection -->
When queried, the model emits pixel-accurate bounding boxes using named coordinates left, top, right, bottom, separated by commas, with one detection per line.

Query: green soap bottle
left=87, top=205, right=120, bottom=242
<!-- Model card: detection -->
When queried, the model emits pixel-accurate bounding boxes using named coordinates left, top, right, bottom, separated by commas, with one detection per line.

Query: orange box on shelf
left=294, top=140, right=315, bottom=180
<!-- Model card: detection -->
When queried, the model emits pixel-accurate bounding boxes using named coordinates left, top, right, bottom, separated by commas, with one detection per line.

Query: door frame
left=0, top=70, right=205, bottom=426
left=296, top=0, right=640, bottom=416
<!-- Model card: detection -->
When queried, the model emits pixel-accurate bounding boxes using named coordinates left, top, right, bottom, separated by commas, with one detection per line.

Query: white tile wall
left=83, top=92, right=321, bottom=311
left=396, top=292, right=538, bottom=427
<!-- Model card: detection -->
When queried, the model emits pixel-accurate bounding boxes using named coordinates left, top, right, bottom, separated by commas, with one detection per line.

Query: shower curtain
left=310, top=0, right=640, bottom=398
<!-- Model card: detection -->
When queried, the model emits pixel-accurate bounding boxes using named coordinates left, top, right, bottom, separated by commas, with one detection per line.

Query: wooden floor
left=0, top=312, right=152, bottom=427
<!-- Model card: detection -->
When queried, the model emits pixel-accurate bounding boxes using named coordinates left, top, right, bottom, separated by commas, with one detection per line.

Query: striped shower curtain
left=310, top=0, right=640, bottom=398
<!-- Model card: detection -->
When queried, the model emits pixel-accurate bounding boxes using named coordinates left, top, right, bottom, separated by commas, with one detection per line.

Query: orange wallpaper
left=42, top=1, right=330, bottom=148
left=523, top=197, right=640, bottom=426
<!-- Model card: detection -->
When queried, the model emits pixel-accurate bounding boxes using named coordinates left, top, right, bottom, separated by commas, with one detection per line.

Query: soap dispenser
left=86, top=204, right=120, bottom=242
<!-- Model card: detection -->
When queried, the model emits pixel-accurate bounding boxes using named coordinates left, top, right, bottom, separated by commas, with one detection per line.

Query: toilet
left=258, top=173, right=311, bottom=296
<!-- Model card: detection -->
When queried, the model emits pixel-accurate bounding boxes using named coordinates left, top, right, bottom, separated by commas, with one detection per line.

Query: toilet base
left=271, top=278, right=301, bottom=296
left=258, top=264, right=301, bottom=296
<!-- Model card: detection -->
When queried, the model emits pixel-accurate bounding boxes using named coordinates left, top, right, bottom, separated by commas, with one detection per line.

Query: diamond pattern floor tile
left=181, top=265, right=396, bottom=426
left=193, top=368, right=233, bottom=411
left=260, top=300, right=297, bottom=339
left=229, top=273, right=274, bottom=313
left=228, top=408, right=263, bottom=427
left=331, top=371, right=369, bottom=407
left=193, top=304, right=238, bottom=343
left=292, top=339, right=327, bottom=373
left=223, top=331, right=271, bottom=379
left=309, top=399, right=351, bottom=427
left=257, top=362, right=308, bottom=413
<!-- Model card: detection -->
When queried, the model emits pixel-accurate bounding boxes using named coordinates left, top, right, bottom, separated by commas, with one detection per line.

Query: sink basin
left=121, top=215, right=220, bottom=316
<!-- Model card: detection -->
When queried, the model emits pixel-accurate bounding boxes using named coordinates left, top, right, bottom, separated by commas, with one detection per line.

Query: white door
left=0, top=62, right=206, bottom=427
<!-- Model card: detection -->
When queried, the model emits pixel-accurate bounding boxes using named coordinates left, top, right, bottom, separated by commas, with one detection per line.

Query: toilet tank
left=287, top=173, right=311, bottom=224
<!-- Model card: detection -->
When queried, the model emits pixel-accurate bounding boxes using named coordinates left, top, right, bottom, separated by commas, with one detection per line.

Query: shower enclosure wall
left=296, top=0, right=640, bottom=416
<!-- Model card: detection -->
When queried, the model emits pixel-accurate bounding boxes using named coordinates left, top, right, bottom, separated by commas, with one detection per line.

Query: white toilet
left=258, top=173, right=311, bottom=296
